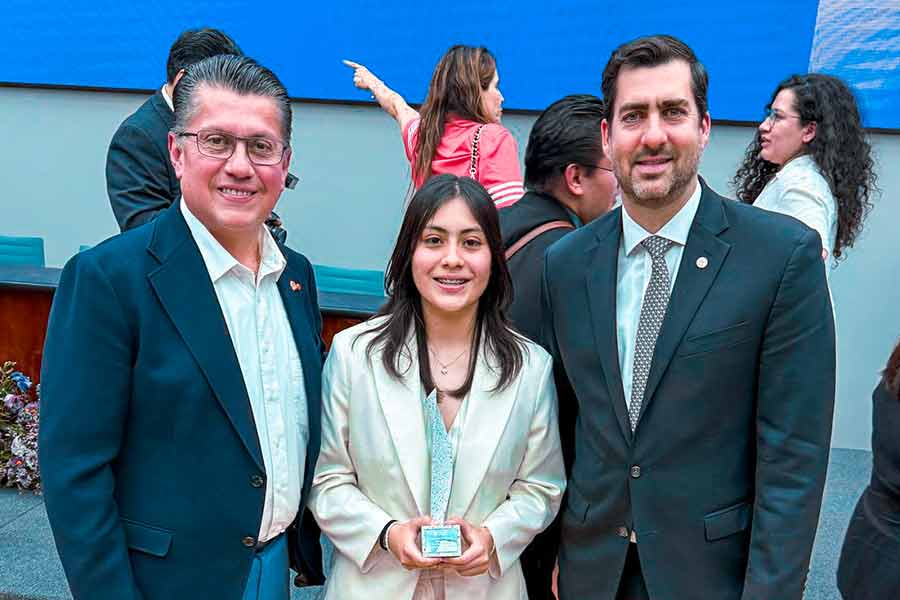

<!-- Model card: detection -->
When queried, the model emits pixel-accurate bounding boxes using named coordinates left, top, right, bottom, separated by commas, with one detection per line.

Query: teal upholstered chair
left=0, top=235, right=45, bottom=267
left=312, top=264, right=385, bottom=296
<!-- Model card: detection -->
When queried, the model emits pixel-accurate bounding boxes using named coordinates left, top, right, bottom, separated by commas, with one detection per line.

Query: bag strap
left=504, top=220, right=575, bottom=260
left=469, top=124, right=487, bottom=179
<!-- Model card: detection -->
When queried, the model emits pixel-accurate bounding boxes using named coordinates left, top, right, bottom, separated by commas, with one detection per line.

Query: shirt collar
left=621, top=176, right=703, bottom=256
left=161, top=83, right=174, bottom=112
left=180, top=200, right=286, bottom=284
left=780, top=153, right=815, bottom=174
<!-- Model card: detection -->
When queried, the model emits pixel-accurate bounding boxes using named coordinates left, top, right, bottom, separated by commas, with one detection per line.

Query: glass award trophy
left=421, top=389, right=462, bottom=558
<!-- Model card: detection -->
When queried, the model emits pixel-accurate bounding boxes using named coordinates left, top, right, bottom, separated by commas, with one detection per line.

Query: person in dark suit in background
left=500, top=94, right=617, bottom=346
left=540, top=35, right=835, bottom=600
left=838, top=340, right=900, bottom=599
left=106, top=27, right=241, bottom=232
left=500, top=94, right=616, bottom=600
left=41, top=55, right=324, bottom=599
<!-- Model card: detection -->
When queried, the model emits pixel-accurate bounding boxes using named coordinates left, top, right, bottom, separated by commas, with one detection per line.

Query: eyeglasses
left=579, top=163, right=615, bottom=173
left=762, top=108, right=803, bottom=126
left=177, top=129, right=288, bottom=166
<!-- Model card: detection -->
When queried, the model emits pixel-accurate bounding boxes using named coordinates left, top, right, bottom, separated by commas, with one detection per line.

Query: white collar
left=621, top=177, right=703, bottom=257
left=160, top=83, right=174, bottom=112
left=180, top=200, right=286, bottom=284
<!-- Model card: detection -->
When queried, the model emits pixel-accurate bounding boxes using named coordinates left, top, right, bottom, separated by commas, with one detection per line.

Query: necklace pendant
left=440, top=367, right=448, bottom=375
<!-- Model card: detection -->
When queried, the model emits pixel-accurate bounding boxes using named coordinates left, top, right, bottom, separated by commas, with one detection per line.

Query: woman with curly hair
left=731, top=73, right=876, bottom=273
left=344, top=46, right=524, bottom=207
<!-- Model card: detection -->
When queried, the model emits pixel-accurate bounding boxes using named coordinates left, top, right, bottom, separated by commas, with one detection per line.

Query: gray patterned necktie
left=629, top=236, right=675, bottom=431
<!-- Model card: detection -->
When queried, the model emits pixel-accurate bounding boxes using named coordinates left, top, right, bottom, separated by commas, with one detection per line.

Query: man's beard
left=617, top=145, right=700, bottom=208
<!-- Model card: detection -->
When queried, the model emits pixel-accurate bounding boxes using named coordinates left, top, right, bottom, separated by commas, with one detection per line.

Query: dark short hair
left=173, top=54, right=292, bottom=143
left=166, top=28, right=242, bottom=84
left=524, top=94, right=606, bottom=191
left=601, top=34, right=708, bottom=123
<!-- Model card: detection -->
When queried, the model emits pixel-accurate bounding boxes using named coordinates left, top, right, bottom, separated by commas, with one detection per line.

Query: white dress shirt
left=616, top=179, right=702, bottom=410
left=754, top=154, right=837, bottom=278
left=181, top=201, right=308, bottom=543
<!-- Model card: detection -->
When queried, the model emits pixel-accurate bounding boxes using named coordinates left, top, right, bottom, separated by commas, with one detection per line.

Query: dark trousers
left=616, top=544, right=650, bottom=600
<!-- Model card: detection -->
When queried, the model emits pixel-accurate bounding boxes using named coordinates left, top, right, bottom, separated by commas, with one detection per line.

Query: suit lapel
left=448, top=343, right=516, bottom=519
left=637, top=188, right=731, bottom=425
left=374, top=335, right=430, bottom=515
left=585, top=211, right=632, bottom=443
left=276, top=263, right=321, bottom=495
left=146, top=204, right=264, bottom=471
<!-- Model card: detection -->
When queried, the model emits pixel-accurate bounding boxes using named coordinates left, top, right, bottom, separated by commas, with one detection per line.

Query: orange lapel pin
left=289, top=280, right=302, bottom=292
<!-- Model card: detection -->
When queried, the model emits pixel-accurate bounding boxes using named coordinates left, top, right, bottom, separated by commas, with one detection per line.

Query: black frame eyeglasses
left=178, top=129, right=288, bottom=166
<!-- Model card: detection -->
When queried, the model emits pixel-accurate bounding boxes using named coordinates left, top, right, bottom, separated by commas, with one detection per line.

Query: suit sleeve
left=742, top=228, right=836, bottom=599
left=106, top=123, right=175, bottom=232
left=38, top=254, right=143, bottom=600
left=482, top=351, right=566, bottom=578
left=308, top=333, right=394, bottom=573
left=514, top=249, right=578, bottom=599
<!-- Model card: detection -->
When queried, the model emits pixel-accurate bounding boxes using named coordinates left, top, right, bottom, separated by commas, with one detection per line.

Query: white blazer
left=310, top=316, right=565, bottom=600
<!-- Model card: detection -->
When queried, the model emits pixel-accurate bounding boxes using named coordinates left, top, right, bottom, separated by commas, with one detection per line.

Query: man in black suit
left=106, top=28, right=241, bottom=231
left=500, top=94, right=617, bottom=345
left=541, top=35, right=835, bottom=600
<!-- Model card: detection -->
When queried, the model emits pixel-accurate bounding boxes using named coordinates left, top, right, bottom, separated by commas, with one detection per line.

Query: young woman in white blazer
left=310, top=174, right=565, bottom=600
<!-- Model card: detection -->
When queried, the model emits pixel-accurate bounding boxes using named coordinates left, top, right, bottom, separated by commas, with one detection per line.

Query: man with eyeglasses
left=500, top=95, right=617, bottom=348
left=40, top=55, right=325, bottom=600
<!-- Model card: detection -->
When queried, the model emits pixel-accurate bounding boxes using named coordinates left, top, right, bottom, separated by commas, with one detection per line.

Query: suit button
left=616, top=526, right=629, bottom=538
left=242, top=536, right=256, bottom=548
left=250, top=474, right=265, bottom=488
left=630, top=465, right=642, bottom=479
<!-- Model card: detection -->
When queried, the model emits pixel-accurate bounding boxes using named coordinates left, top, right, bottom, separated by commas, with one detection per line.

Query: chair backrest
left=313, top=264, right=385, bottom=296
left=0, top=235, right=45, bottom=267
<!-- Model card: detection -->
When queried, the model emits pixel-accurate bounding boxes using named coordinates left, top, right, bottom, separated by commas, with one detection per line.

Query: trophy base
left=421, top=524, right=462, bottom=558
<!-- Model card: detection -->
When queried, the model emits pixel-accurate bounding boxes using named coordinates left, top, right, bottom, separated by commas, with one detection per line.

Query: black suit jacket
left=541, top=183, right=835, bottom=600
left=500, top=190, right=577, bottom=345
left=39, top=202, right=325, bottom=599
left=837, top=379, right=900, bottom=599
left=106, top=90, right=180, bottom=232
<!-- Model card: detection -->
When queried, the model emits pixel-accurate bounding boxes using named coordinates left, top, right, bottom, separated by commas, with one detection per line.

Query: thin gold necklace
left=428, top=345, right=469, bottom=376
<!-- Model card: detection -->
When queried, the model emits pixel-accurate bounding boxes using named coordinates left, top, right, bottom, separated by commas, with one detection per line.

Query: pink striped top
left=402, top=116, right=524, bottom=208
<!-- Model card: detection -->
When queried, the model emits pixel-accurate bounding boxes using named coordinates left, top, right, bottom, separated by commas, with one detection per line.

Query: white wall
left=2, top=86, right=897, bottom=449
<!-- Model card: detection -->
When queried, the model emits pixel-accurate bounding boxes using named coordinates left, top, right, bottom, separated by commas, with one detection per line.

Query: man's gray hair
left=173, top=54, right=292, bottom=143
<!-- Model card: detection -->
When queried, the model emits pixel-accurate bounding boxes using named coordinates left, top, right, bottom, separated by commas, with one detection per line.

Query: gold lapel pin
left=696, top=257, right=709, bottom=269
left=289, top=280, right=302, bottom=292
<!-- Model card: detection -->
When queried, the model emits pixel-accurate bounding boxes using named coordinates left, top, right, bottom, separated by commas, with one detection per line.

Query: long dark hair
left=884, top=339, right=900, bottom=399
left=732, top=73, right=877, bottom=260
left=414, top=46, right=497, bottom=185
left=361, top=174, right=523, bottom=397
